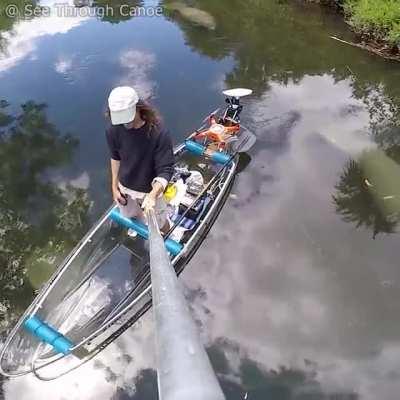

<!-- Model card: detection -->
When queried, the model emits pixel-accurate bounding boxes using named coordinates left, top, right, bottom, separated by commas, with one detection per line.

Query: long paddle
left=147, top=209, right=225, bottom=400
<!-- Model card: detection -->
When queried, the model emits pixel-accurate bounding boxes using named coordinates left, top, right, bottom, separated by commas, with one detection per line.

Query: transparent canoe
left=0, top=140, right=237, bottom=380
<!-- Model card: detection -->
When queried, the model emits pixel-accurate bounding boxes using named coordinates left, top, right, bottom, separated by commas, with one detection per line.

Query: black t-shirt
left=106, top=122, right=174, bottom=193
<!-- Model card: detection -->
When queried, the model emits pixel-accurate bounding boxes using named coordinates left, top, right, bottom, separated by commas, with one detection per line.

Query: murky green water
left=1, top=0, right=400, bottom=398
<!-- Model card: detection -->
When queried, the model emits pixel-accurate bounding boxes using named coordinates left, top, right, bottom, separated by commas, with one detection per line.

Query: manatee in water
left=165, top=2, right=216, bottom=30
left=360, top=149, right=400, bottom=215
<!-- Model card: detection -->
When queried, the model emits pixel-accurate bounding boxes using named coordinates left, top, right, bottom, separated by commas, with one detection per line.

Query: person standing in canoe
left=106, top=86, right=174, bottom=234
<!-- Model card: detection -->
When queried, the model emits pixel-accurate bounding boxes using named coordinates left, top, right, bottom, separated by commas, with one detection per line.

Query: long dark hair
left=136, top=99, right=161, bottom=128
left=105, top=98, right=161, bottom=130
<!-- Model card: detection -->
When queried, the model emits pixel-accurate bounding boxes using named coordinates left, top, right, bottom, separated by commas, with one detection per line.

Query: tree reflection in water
left=0, top=100, right=91, bottom=331
left=112, top=343, right=358, bottom=399
left=333, top=147, right=400, bottom=238
left=93, top=0, right=144, bottom=24
left=333, top=85, right=400, bottom=239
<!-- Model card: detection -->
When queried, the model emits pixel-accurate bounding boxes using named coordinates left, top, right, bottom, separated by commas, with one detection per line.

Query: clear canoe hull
left=0, top=143, right=237, bottom=380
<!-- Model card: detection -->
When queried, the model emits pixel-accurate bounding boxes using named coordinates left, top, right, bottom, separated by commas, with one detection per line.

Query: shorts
left=118, top=183, right=169, bottom=228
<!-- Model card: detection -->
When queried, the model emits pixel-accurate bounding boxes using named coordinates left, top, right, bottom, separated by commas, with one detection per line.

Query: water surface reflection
left=1, top=0, right=400, bottom=398
left=183, top=75, right=400, bottom=400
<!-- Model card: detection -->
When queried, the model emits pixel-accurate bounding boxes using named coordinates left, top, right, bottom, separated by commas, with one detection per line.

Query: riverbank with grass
left=305, top=0, right=400, bottom=61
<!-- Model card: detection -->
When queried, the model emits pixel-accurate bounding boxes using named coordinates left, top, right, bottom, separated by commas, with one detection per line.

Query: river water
left=1, top=0, right=400, bottom=398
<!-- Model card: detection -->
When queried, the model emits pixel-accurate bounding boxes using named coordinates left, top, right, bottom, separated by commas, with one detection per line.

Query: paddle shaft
left=147, top=210, right=225, bottom=400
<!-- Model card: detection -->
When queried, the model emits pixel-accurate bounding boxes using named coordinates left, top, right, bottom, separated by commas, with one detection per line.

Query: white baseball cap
left=108, top=86, right=139, bottom=125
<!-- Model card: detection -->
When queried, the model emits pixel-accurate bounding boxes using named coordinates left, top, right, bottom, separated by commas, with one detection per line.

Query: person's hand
left=142, top=193, right=156, bottom=214
left=113, top=187, right=127, bottom=205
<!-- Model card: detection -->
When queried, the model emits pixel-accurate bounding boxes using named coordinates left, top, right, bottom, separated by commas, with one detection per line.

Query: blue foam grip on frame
left=211, top=151, right=231, bottom=164
left=52, top=336, right=74, bottom=355
left=23, top=316, right=73, bottom=355
left=185, top=140, right=230, bottom=165
left=24, top=315, right=42, bottom=332
left=109, top=208, right=183, bottom=256
left=185, top=140, right=205, bottom=156
left=35, top=325, right=60, bottom=343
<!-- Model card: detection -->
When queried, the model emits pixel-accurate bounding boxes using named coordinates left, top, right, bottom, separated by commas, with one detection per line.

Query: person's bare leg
left=119, top=196, right=137, bottom=218
left=135, top=205, right=146, bottom=223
